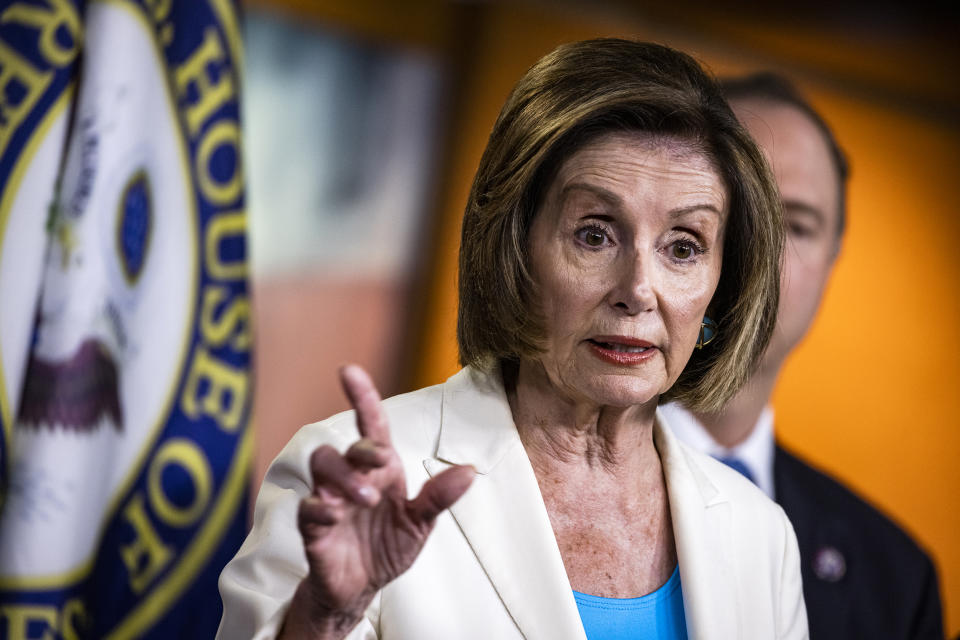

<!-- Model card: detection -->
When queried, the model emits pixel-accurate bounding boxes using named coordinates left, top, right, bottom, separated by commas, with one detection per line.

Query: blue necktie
left=716, top=456, right=755, bottom=485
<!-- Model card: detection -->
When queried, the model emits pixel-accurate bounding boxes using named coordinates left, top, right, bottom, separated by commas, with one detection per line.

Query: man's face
left=731, top=98, right=842, bottom=376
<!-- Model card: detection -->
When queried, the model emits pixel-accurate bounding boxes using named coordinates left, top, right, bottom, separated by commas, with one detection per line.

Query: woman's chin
left=580, top=376, right=663, bottom=410
left=522, top=358, right=666, bottom=410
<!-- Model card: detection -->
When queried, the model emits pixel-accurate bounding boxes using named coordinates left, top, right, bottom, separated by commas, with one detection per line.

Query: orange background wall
left=249, top=1, right=960, bottom=633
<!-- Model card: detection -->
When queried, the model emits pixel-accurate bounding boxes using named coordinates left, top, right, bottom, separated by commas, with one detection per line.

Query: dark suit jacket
left=774, top=444, right=944, bottom=639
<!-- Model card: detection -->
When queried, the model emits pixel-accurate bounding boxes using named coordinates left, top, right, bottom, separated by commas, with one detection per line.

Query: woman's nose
left=608, top=252, right=657, bottom=314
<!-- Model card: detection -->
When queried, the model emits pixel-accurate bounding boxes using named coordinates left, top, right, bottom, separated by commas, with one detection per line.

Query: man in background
left=661, top=73, right=943, bottom=639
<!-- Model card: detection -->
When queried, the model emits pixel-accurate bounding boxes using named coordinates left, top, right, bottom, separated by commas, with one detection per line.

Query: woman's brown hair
left=457, top=39, right=782, bottom=412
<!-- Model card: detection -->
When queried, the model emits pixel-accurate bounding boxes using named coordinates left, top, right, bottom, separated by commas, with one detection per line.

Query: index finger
left=339, top=364, right=392, bottom=446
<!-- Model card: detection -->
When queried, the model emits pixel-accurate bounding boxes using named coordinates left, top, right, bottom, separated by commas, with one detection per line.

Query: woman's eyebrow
left=669, top=203, right=723, bottom=219
left=560, top=183, right=723, bottom=222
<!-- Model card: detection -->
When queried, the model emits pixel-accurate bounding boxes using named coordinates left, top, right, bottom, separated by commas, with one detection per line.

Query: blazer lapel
left=655, top=414, right=741, bottom=639
left=423, top=368, right=586, bottom=640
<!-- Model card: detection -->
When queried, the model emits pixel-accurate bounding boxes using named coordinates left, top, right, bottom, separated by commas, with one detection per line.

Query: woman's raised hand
left=280, top=365, right=475, bottom=640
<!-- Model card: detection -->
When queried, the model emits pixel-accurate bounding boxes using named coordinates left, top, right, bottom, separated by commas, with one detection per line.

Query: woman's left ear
left=695, top=315, right=718, bottom=350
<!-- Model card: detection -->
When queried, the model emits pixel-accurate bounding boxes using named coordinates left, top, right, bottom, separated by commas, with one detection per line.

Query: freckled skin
left=511, top=132, right=729, bottom=597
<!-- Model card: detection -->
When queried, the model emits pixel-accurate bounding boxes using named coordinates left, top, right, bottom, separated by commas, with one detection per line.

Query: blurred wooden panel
left=564, top=1, right=960, bottom=121
left=243, top=0, right=458, bottom=51
left=663, top=15, right=958, bottom=123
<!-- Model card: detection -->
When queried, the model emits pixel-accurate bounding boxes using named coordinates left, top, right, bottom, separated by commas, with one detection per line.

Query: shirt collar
left=658, top=402, right=776, bottom=499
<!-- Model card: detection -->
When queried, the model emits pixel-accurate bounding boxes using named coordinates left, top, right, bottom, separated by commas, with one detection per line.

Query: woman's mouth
left=590, top=340, right=650, bottom=353
left=587, top=337, right=658, bottom=365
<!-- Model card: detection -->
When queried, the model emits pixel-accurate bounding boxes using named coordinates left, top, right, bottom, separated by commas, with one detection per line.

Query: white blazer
left=217, top=367, right=807, bottom=639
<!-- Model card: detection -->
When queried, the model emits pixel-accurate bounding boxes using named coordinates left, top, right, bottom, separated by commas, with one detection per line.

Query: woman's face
left=527, top=131, right=728, bottom=408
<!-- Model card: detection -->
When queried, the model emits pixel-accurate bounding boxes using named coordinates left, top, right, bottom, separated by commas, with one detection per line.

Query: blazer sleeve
left=216, top=418, right=380, bottom=640
left=777, top=505, right=809, bottom=640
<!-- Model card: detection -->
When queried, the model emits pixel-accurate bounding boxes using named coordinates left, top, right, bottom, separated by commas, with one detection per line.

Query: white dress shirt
left=659, top=402, right=776, bottom=500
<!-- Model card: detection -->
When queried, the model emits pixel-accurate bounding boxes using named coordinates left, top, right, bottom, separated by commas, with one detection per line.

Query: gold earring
left=695, top=316, right=717, bottom=349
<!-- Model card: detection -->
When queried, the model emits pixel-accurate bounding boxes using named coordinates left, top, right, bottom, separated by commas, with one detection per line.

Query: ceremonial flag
left=0, top=1, right=252, bottom=637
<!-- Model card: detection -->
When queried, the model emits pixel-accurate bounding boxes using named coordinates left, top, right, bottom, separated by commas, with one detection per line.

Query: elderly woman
left=218, top=40, right=807, bottom=639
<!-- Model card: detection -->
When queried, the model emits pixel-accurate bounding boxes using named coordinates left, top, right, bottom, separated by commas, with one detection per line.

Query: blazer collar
left=425, top=367, right=586, bottom=640
left=425, top=367, right=740, bottom=639
left=656, top=413, right=741, bottom=638
left=433, top=367, right=518, bottom=474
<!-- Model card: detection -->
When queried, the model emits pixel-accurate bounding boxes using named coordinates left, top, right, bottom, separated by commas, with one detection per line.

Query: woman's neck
left=507, top=361, right=661, bottom=477
left=506, top=360, right=676, bottom=597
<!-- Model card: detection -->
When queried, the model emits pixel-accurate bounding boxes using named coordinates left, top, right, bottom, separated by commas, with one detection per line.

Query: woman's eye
left=672, top=242, right=694, bottom=259
left=585, top=229, right=605, bottom=246
left=668, top=239, right=703, bottom=261
left=576, top=225, right=611, bottom=247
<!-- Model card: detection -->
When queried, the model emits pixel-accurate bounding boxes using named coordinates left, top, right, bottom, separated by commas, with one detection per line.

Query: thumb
left=407, top=465, right=475, bottom=526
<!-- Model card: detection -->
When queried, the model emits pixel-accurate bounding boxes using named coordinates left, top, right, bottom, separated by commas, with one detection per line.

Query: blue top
left=573, top=565, right=688, bottom=640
